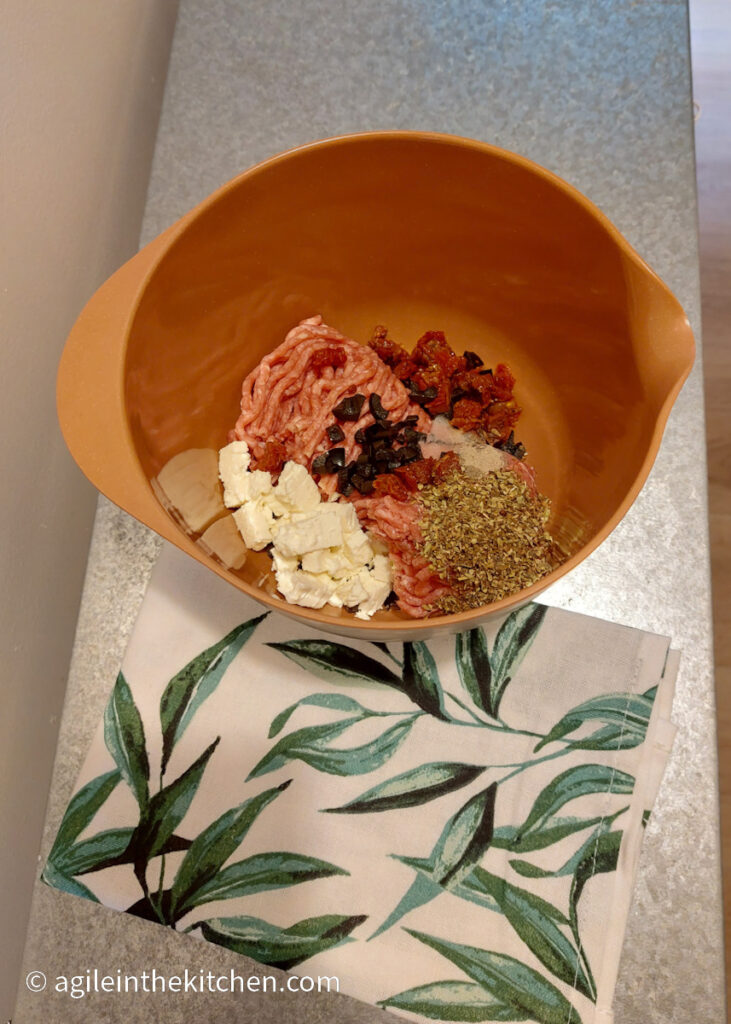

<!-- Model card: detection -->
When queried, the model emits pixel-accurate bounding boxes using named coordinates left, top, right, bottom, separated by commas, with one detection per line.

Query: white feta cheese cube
left=371, top=553, right=393, bottom=584
left=274, top=461, right=321, bottom=512
left=275, top=568, right=337, bottom=608
left=273, top=506, right=343, bottom=557
left=218, top=441, right=252, bottom=507
left=271, top=549, right=299, bottom=574
left=334, top=572, right=371, bottom=608
left=342, top=529, right=374, bottom=566
left=301, top=547, right=352, bottom=575
left=237, top=469, right=274, bottom=504
left=262, top=490, right=290, bottom=517
left=355, top=568, right=393, bottom=619
left=333, top=502, right=361, bottom=533
left=233, top=501, right=275, bottom=550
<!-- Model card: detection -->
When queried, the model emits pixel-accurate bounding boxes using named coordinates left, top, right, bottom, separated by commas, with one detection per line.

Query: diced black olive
left=327, top=424, right=345, bottom=443
left=337, top=468, right=353, bottom=495
left=325, top=447, right=346, bottom=472
left=411, top=386, right=437, bottom=405
left=354, top=428, right=368, bottom=445
left=355, top=451, right=370, bottom=465
left=399, top=444, right=421, bottom=463
left=463, top=350, right=484, bottom=369
left=311, top=453, right=329, bottom=474
left=360, top=462, right=376, bottom=479
left=447, top=387, right=469, bottom=419
left=367, top=426, right=396, bottom=442
left=387, top=455, right=403, bottom=471
left=403, top=427, right=427, bottom=444
left=494, top=430, right=527, bottom=461
left=369, top=393, right=388, bottom=420
left=351, top=473, right=375, bottom=495
left=333, top=393, right=366, bottom=421
left=478, top=367, right=494, bottom=376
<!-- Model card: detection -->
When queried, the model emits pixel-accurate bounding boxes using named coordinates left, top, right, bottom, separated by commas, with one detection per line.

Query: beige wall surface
left=0, top=1, right=178, bottom=1012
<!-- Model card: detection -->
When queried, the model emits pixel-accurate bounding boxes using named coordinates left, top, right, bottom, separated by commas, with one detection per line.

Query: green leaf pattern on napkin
left=44, top=604, right=657, bottom=1019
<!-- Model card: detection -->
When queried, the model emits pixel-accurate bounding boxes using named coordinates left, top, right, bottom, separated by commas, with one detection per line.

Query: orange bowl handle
left=57, top=227, right=179, bottom=537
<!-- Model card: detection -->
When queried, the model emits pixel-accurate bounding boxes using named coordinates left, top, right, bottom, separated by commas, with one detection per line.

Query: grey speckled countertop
left=15, top=2, right=724, bottom=1022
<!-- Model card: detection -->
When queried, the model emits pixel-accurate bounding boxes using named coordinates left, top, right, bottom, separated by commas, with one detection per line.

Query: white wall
left=0, top=1, right=178, bottom=1010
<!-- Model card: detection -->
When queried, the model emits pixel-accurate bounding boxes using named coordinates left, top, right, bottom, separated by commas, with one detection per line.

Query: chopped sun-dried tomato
left=492, top=363, right=516, bottom=399
left=368, top=324, right=523, bottom=449
left=452, top=370, right=494, bottom=403
left=426, top=381, right=452, bottom=417
left=432, top=451, right=461, bottom=483
left=392, top=357, right=418, bottom=381
left=450, top=397, right=484, bottom=432
left=309, top=346, right=348, bottom=376
left=413, top=331, right=466, bottom=379
left=373, top=474, right=410, bottom=502
left=254, top=439, right=287, bottom=475
left=482, top=399, right=521, bottom=444
left=369, top=326, right=410, bottom=368
left=394, top=457, right=438, bottom=490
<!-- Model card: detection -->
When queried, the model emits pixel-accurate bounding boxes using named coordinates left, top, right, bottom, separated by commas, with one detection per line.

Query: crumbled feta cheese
left=274, top=461, right=321, bottom=512
left=237, top=469, right=273, bottom=504
left=333, top=572, right=371, bottom=608
left=233, top=501, right=275, bottom=550
left=371, top=553, right=392, bottom=583
left=301, top=547, right=353, bottom=576
left=275, top=568, right=337, bottom=608
left=273, top=506, right=343, bottom=557
left=217, top=445, right=393, bottom=619
left=218, top=441, right=252, bottom=507
left=261, top=490, right=290, bottom=517
left=355, top=567, right=393, bottom=619
left=342, top=529, right=375, bottom=566
left=271, top=549, right=299, bottom=574
left=332, top=502, right=361, bottom=533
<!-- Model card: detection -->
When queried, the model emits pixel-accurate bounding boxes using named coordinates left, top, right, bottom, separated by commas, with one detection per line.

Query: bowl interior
left=123, top=134, right=690, bottom=625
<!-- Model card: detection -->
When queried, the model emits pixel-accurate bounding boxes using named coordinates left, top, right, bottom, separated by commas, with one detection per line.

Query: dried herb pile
left=417, top=466, right=559, bottom=613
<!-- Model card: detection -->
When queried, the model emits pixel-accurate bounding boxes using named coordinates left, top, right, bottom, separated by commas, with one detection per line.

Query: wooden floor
left=690, top=0, right=731, bottom=1015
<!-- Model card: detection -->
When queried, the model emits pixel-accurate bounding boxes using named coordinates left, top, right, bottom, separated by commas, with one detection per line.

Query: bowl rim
left=63, top=129, right=697, bottom=633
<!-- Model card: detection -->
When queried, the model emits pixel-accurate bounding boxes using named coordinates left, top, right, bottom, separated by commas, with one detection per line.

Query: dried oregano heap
left=417, top=465, right=559, bottom=613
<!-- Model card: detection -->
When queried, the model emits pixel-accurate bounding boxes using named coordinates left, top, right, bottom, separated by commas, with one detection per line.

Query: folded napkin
left=43, top=543, right=677, bottom=1024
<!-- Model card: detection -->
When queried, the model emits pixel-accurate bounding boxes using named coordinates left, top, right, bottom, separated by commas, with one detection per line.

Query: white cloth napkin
left=43, top=543, right=677, bottom=1024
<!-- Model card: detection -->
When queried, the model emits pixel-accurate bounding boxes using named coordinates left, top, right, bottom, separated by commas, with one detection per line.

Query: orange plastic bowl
left=57, top=132, right=694, bottom=639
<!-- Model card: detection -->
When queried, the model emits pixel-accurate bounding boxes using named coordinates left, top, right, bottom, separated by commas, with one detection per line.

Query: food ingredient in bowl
left=418, top=464, right=558, bottom=611
left=217, top=316, right=563, bottom=619
left=154, top=448, right=225, bottom=533
left=352, top=492, right=452, bottom=618
left=369, top=325, right=521, bottom=444
left=218, top=442, right=393, bottom=618
left=229, top=315, right=429, bottom=490
left=198, top=514, right=247, bottom=570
